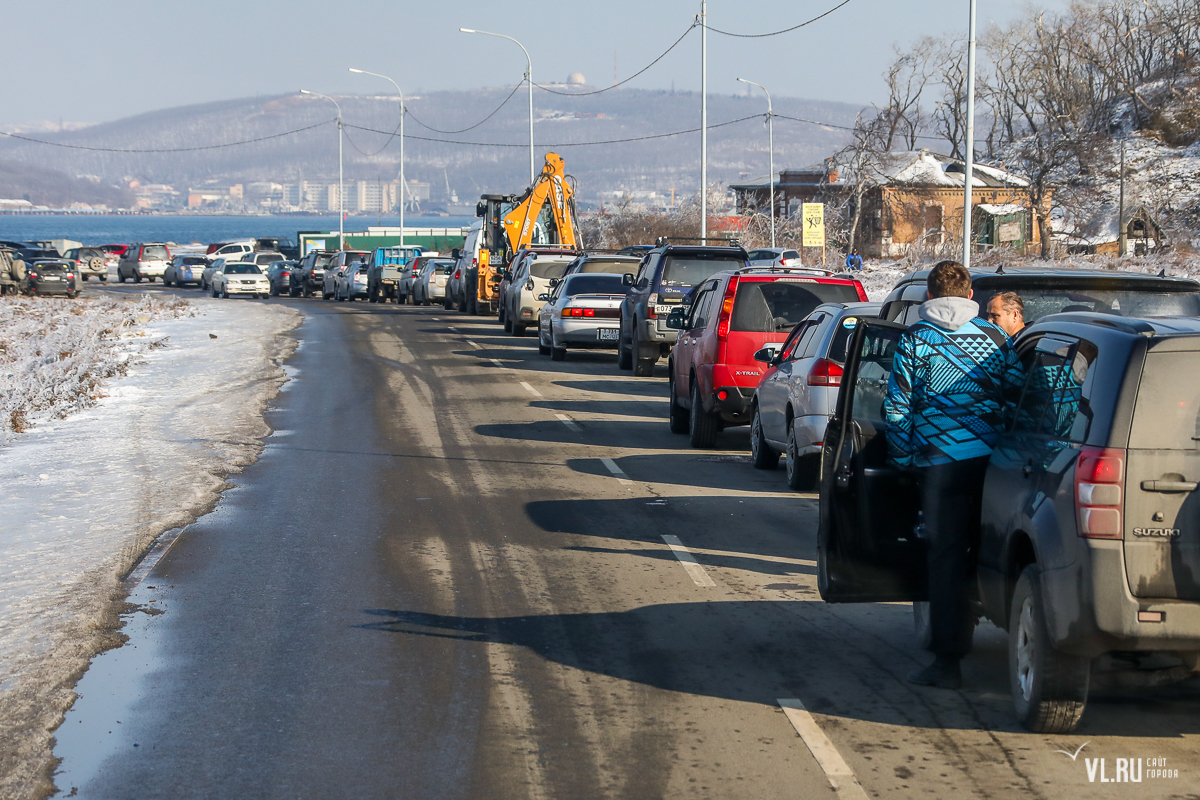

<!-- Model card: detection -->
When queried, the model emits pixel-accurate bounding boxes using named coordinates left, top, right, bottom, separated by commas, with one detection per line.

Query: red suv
left=666, top=268, right=867, bottom=447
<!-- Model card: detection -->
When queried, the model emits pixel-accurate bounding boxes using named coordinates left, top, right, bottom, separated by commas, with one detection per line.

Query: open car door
left=818, top=318, right=925, bottom=602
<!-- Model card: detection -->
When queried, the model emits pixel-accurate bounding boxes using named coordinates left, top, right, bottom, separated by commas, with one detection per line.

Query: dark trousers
left=917, top=456, right=990, bottom=658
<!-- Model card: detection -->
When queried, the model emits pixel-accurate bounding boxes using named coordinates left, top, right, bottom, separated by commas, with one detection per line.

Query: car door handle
left=1141, top=480, right=1198, bottom=493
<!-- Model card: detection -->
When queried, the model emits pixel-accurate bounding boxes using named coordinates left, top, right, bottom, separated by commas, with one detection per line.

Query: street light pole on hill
left=738, top=78, right=774, bottom=248
left=460, top=27, right=535, bottom=184
left=300, top=90, right=344, bottom=248
left=349, top=68, right=405, bottom=249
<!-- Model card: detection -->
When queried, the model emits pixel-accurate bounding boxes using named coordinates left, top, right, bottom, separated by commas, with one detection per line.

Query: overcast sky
left=10, top=0, right=1066, bottom=125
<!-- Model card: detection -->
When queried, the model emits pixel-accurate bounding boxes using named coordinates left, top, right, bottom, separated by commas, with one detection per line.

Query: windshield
left=313, top=255, right=332, bottom=268
left=142, top=245, right=169, bottom=260
left=183, top=257, right=207, bottom=265
left=975, top=278, right=1200, bottom=324
left=225, top=264, right=261, bottom=275
left=565, top=275, right=627, bottom=296
left=731, top=280, right=861, bottom=332
left=660, top=255, right=745, bottom=288
left=530, top=260, right=572, bottom=280
left=578, top=259, right=639, bottom=274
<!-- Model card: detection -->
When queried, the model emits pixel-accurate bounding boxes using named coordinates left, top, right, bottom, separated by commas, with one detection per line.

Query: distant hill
left=0, top=159, right=133, bottom=209
left=0, top=88, right=863, bottom=204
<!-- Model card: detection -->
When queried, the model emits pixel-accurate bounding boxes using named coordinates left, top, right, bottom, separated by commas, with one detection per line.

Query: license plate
left=597, top=328, right=620, bottom=341
left=654, top=304, right=674, bottom=315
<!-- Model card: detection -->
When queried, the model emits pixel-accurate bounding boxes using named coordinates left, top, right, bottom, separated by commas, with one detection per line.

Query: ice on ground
left=0, top=295, right=299, bottom=798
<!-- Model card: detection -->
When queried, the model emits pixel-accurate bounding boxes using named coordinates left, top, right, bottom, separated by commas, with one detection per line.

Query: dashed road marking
left=660, top=535, right=716, bottom=587
left=777, top=698, right=869, bottom=800
left=599, top=456, right=632, bottom=483
left=491, top=358, right=507, bottom=369
left=467, top=340, right=482, bottom=349
left=519, top=381, right=543, bottom=397
left=448, top=326, right=459, bottom=332
left=556, top=414, right=582, bottom=433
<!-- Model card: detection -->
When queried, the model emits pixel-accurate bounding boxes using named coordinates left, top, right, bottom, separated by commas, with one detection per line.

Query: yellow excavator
left=463, top=153, right=579, bottom=315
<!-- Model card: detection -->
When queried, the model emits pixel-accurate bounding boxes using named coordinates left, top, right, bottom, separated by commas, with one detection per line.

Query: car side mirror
left=451, top=248, right=461, bottom=260
left=752, top=347, right=778, bottom=365
left=548, top=278, right=559, bottom=288
left=622, top=273, right=635, bottom=286
left=537, top=293, right=549, bottom=301
left=665, top=308, right=687, bottom=330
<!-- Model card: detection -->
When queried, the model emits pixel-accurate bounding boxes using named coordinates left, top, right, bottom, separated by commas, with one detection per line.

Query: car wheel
left=222, top=286, right=229, bottom=299
left=689, top=380, right=718, bottom=448
left=504, top=317, right=513, bottom=333
left=632, top=325, right=656, bottom=377
left=81, top=275, right=89, bottom=282
left=211, top=285, right=219, bottom=298
left=750, top=405, right=780, bottom=469
left=1009, top=565, right=1090, bottom=733
left=289, top=285, right=299, bottom=298
left=118, top=271, right=127, bottom=283
left=134, top=272, right=142, bottom=284
left=617, top=319, right=633, bottom=370
left=786, top=423, right=819, bottom=490
left=148, top=276, right=155, bottom=283
left=668, top=372, right=689, bottom=434
left=67, top=291, right=77, bottom=299
left=99, top=276, right=107, bottom=283
left=163, top=278, right=172, bottom=287
left=550, top=328, right=566, bottom=361
left=513, top=323, right=526, bottom=337
left=443, top=295, right=452, bottom=310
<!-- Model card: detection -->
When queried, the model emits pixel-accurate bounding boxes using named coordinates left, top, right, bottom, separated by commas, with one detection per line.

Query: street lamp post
left=301, top=90, right=344, bottom=249
left=460, top=27, right=535, bottom=184
left=349, top=68, right=405, bottom=250
left=961, top=0, right=978, bottom=267
left=738, top=78, right=774, bottom=248
left=700, top=0, right=708, bottom=242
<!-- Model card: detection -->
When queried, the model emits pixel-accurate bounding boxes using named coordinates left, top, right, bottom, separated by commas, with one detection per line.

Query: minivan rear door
left=818, top=318, right=924, bottom=602
left=1124, top=341, right=1200, bottom=600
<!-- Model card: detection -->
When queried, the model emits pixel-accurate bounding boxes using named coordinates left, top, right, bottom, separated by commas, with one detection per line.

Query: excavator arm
left=502, top=153, right=578, bottom=252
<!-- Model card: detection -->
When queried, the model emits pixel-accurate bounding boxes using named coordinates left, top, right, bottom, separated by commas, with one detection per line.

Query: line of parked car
left=478, top=238, right=1200, bottom=737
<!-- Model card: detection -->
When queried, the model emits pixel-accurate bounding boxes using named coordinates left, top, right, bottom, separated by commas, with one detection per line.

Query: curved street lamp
left=460, top=27, right=534, bottom=183
left=738, top=78, right=775, bottom=248
left=300, top=90, right=344, bottom=248
left=350, top=68, right=405, bottom=249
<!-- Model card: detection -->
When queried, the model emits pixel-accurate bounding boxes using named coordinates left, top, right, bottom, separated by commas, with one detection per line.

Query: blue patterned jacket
left=883, top=298, right=1022, bottom=468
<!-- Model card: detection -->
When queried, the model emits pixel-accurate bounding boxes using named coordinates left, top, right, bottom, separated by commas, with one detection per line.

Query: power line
left=344, top=114, right=761, bottom=148
left=0, top=120, right=334, bottom=153
left=406, top=80, right=527, bottom=134
left=774, top=113, right=945, bottom=142
left=702, top=0, right=853, bottom=37
left=534, top=23, right=697, bottom=96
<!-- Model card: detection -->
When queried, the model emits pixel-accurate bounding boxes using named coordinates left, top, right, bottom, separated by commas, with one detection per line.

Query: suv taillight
left=1075, top=446, right=1125, bottom=539
left=715, top=278, right=740, bottom=341
left=807, top=358, right=843, bottom=386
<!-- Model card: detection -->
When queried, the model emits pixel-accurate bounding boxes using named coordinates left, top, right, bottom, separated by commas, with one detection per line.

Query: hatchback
left=118, top=242, right=172, bottom=283
left=750, top=302, right=882, bottom=488
left=25, top=259, right=78, bottom=297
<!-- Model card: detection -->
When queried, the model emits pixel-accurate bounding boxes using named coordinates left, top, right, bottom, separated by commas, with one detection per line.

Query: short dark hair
left=994, top=291, right=1024, bottom=319
left=927, top=260, right=972, bottom=298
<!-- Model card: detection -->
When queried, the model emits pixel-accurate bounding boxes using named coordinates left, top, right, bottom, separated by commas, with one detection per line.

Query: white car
left=117, top=242, right=172, bottom=283
left=747, top=248, right=802, bottom=268
left=504, top=250, right=577, bottom=336
left=537, top=272, right=628, bottom=361
left=413, top=258, right=454, bottom=306
left=211, top=262, right=269, bottom=298
left=335, top=259, right=370, bottom=301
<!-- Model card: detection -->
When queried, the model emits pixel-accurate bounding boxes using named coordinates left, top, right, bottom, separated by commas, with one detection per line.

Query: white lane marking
left=556, top=413, right=583, bottom=433
left=467, top=340, right=482, bottom=349
left=660, top=535, right=716, bottom=587
left=491, top=358, right=507, bottom=369
left=519, top=381, right=543, bottom=397
left=448, top=326, right=459, bottom=332
left=777, top=699, right=869, bottom=800
left=599, top=456, right=633, bottom=484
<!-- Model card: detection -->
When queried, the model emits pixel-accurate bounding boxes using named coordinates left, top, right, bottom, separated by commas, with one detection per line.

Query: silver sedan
left=537, top=273, right=628, bottom=362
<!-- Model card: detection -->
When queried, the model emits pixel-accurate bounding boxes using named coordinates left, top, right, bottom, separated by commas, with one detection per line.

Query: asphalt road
left=52, top=288, right=1200, bottom=798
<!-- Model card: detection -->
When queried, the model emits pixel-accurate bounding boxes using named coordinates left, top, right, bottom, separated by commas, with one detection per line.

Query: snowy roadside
left=0, top=294, right=300, bottom=798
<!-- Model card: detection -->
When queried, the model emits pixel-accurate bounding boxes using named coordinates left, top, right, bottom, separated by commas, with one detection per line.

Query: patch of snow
left=0, top=295, right=299, bottom=797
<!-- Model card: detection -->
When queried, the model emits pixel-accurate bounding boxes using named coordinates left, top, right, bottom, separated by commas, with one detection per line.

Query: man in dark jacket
left=883, top=260, right=1021, bottom=689
left=845, top=249, right=863, bottom=271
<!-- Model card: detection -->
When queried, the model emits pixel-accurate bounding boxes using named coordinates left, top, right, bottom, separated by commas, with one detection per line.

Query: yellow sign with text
left=802, top=203, right=825, bottom=247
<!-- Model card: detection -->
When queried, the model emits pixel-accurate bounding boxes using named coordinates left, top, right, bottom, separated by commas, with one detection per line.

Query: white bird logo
left=1054, top=741, right=1090, bottom=761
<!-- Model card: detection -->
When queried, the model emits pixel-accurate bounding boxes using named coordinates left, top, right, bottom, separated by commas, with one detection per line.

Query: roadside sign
left=802, top=204, right=825, bottom=248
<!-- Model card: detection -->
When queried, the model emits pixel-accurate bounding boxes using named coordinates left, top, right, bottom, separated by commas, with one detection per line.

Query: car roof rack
left=734, top=265, right=840, bottom=277
left=653, top=236, right=743, bottom=248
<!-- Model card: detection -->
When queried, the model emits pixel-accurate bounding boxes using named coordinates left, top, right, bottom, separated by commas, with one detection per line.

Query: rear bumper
left=711, top=386, right=756, bottom=425
left=559, top=321, right=621, bottom=348
left=638, top=316, right=678, bottom=345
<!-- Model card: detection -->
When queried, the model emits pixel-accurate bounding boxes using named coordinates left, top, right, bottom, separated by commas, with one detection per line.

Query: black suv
left=821, top=309, right=1200, bottom=734
left=881, top=264, right=1200, bottom=325
left=292, top=250, right=334, bottom=298
left=617, top=242, right=749, bottom=376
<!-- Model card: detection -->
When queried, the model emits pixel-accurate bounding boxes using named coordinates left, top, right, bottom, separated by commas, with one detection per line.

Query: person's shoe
left=906, top=657, right=962, bottom=689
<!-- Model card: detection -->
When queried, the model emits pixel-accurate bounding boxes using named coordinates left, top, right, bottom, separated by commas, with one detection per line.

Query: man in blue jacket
left=845, top=249, right=863, bottom=271
left=883, top=260, right=1021, bottom=689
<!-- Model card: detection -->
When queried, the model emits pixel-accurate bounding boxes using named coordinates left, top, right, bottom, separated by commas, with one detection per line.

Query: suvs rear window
left=731, top=281, right=861, bottom=333
left=659, top=255, right=744, bottom=288
left=1129, top=350, right=1200, bottom=450
left=976, top=280, right=1200, bottom=324
left=565, top=275, right=626, bottom=296
left=530, top=260, right=572, bottom=280
left=578, top=260, right=637, bottom=274
left=37, top=264, right=67, bottom=272
left=142, top=245, right=169, bottom=260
